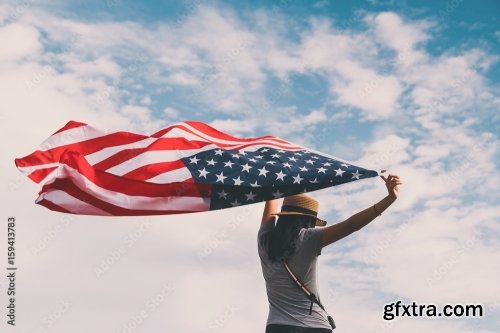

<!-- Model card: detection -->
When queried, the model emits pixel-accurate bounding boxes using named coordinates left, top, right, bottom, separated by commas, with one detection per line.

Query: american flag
left=14, top=120, right=379, bottom=216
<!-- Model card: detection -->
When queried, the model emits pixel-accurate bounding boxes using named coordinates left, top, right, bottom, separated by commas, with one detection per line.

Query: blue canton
left=181, top=147, right=378, bottom=210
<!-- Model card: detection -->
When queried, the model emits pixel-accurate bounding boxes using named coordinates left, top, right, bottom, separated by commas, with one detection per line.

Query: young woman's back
left=258, top=172, right=401, bottom=332
left=257, top=217, right=332, bottom=331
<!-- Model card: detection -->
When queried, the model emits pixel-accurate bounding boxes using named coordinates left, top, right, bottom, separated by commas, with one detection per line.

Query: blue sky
left=1, top=1, right=499, bottom=332
left=49, top=0, right=500, bottom=57
left=35, top=0, right=499, bottom=149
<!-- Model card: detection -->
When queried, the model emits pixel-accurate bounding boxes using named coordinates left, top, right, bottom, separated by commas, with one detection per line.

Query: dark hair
left=262, top=214, right=315, bottom=263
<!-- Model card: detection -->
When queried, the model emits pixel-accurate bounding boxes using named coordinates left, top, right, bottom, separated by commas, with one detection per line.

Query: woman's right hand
left=380, top=170, right=402, bottom=199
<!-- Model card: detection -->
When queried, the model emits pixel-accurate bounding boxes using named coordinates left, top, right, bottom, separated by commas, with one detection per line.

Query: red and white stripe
left=15, top=120, right=305, bottom=216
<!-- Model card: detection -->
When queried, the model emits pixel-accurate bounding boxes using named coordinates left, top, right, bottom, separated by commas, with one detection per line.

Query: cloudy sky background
left=1, top=0, right=499, bottom=332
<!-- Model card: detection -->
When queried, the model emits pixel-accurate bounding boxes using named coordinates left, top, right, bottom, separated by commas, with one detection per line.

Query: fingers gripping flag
left=14, top=120, right=379, bottom=216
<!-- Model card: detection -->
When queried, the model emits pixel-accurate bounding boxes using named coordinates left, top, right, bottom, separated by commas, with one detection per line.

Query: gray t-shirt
left=257, top=221, right=331, bottom=329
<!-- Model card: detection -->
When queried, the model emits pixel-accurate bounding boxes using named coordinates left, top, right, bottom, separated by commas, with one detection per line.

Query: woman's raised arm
left=321, top=172, right=402, bottom=248
left=261, top=199, right=278, bottom=225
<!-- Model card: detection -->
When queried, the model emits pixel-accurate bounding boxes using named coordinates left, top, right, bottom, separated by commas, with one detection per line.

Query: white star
left=250, top=180, right=261, bottom=187
left=214, top=149, right=224, bottom=156
left=283, top=162, right=292, bottom=168
left=224, top=160, right=235, bottom=168
left=233, top=176, right=244, bottom=185
left=289, top=156, right=298, bottom=162
left=334, top=168, right=345, bottom=177
left=232, top=153, right=240, bottom=159
left=245, top=191, right=256, bottom=201
left=241, top=163, right=252, bottom=173
left=309, top=178, right=319, bottom=184
left=266, top=160, right=276, bottom=165
left=230, top=199, right=241, bottom=207
left=275, top=170, right=286, bottom=181
left=317, top=167, right=327, bottom=174
left=258, top=166, right=269, bottom=177
left=189, top=156, right=200, bottom=164
left=248, top=158, right=257, bottom=163
left=299, top=166, right=308, bottom=172
left=271, top=153, right=280, bottom=158
left=261, top=148, right=269, bottom=152
left=311, top=156, right=319, bottom=159
left=215, top=172, right=227, bottom=183
left=278, top=149, right=286, bottom=153
left=293, top=152, right=303, bottom=156
left=217, top=189, right=228, bottom=199
left=255, top=154, right=264, bottom=159
left=305, top=159, right=314, bottom=165
left=272, top=189, right=284, bottom=198
left=293, top=174, right=304, bottom=184
left=323, top=162, right=332, bottom=167
left=207, top=158, right=217, bottom=166
left=341, top=163, right=350, bottom=168
left=351, top=169, right=362, bottom=180
left=198, top=168, right=210, bottom=178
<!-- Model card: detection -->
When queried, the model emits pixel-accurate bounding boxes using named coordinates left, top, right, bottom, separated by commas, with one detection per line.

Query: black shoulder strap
left=283, top=261, right=325, bottom=314
left=283, top=260, right=337, bottom=330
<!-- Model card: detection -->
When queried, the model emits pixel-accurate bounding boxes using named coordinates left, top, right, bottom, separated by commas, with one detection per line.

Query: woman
left=257, top=171, right=402, bottom=332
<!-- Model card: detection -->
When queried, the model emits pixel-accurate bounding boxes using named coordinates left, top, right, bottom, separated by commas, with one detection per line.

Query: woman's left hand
left=380, top=170, right=402, bottom=199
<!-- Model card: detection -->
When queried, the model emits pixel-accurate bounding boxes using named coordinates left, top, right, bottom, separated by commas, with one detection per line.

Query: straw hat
left=271, top=193, right=327, bottom=227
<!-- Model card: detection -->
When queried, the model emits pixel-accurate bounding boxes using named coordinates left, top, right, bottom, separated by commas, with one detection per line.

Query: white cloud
left=207, top=107, right=331, bottom=146
left=165, top=71, right=201, bottom=86
left=348, top=202, right=500, bottom=302
left=0, top=23, right=42, bottom=61
left=140, top=96, right=151, bottom=105
left=367, top=11, right=430, bottom=66
left=299, top=18, right=404, bottom=119
left=332, top=64, right=402, bottom=119
left=62, top=55, right=122, bottom=79
left=302, top=108, right=328, bottom=124
left=208, top=118, right=257, bottom=136
left=162, top=106, right=180, bottom=118
left=361, top=133, right=412, bottom=167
